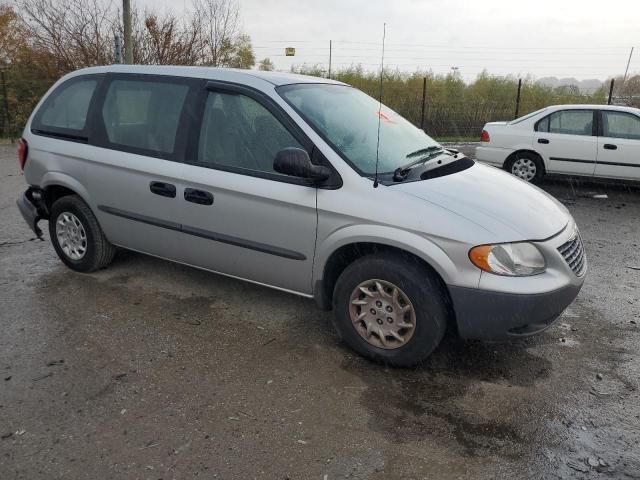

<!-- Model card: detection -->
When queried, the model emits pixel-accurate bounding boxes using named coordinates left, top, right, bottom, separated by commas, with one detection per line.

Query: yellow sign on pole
left=285, top=47, right=296, bottom=57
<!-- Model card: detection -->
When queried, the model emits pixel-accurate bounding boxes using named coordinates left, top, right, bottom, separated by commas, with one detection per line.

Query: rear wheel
left=332, top=253, right=448, bottom=367
left=505, top=152, right=544, bottom=183
left=49, top=195, right=115, bottom=272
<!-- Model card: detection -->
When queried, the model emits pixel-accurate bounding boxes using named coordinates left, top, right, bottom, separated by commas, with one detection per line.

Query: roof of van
left=70, top=65, right=347, bottom=87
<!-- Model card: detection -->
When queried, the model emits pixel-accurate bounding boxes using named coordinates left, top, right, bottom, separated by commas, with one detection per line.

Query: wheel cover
left=348, top=279, right=417, bottom=350
left=511, top=157, right=537, bottom=181
left=55, top=212, right=87, bottom=261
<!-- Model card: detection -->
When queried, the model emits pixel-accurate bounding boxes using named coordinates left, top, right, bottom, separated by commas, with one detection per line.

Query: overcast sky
left=140, top=0, right=639, bottom=81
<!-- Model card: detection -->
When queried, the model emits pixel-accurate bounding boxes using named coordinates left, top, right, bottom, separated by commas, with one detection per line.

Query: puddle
left=341, top=337, right=553, bottom=458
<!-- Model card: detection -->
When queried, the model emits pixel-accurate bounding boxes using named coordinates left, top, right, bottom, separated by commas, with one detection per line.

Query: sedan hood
left=393, top=162, right=569, bottom=241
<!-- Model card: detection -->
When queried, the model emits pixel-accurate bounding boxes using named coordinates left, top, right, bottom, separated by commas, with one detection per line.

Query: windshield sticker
left=375, top=111, right=395, bottom=124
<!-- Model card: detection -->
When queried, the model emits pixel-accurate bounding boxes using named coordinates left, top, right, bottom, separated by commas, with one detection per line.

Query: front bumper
left=16, top=188, right=44, bottom=238
left=449, top=219, right=586, bottom=341
left=449, top=282, right=582, bottom=340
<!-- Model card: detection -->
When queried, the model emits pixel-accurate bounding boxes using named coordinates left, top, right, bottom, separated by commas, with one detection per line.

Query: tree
left=132, top=11, right=201, bottom=65
left=20, top=0, right=114, bottom=74
left=258, top=57, right=274, bottom=71
left=220, top=33, right=254, bottom=69
left=19, top=0, right=256, bottom=70
left=0, top=4, right=26, bottom=65
left=193, top=0, right=238, bottom=66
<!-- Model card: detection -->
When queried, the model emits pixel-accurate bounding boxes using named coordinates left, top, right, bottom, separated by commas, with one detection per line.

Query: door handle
left=184, top=188, right=214, bottom=205
left=149, top=181, right=176, bottom=198
left=603, top=144, right=617, bottom=150
left=537, top=138, right=550, bottom=144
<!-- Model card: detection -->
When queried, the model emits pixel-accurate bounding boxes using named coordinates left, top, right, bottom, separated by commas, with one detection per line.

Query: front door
left=595, top=110, right=640, bottom=180
left=176, top=85, right=318, bottom=295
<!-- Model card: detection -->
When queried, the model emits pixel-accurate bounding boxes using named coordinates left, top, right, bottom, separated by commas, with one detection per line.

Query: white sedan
left=476, top=104, right=640, bottom=182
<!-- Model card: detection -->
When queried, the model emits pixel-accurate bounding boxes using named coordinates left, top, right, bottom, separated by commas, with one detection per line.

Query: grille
left=558, top=232, right=586, bottom=276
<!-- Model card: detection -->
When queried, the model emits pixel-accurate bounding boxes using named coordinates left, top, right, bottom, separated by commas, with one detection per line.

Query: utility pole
left=620, top=46, right=634, bottom=91
left=607, top=78, right=615, bottom=105
left=114, top=34, right=123, bottom=64
left=123, top=0, right=133, bottom=64
left=420, top=77, right=427, bottom=130
left=328, top=40, right=332, bottom=79
left=514, top=78, right=522, bottom=119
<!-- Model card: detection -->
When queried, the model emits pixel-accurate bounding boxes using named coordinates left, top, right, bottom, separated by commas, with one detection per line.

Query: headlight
left=469, top=242, right=546, bottom=276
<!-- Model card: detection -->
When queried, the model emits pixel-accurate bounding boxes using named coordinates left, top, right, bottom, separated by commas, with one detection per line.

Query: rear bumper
left=449, top=282, right=583, bottom=341
left=16, top=188, right=44, bottom=238
left=475, top=146, right=509, bottom=166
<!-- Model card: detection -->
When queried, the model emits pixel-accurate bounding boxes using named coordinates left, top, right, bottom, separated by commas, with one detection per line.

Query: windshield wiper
left=393, top=146, right=450, bottom=181
left=405, top=146, right=442, bottom=159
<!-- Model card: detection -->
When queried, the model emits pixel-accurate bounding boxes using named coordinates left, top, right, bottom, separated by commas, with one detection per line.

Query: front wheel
left=332, top=253, right=449, bottom=367
left=505, top=152, right=544, bottom=183
left=49, top=195, right=116, bottom=273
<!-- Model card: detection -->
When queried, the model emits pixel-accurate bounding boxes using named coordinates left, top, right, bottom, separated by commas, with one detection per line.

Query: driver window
left=197, top=91, right=304, bottom=174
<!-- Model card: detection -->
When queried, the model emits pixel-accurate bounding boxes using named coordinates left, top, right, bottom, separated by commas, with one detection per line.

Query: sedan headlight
left=469, top=242, right=546, bottom=276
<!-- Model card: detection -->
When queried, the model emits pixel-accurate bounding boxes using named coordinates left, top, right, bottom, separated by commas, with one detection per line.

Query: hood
left=392, top=162, right=569, bottom=241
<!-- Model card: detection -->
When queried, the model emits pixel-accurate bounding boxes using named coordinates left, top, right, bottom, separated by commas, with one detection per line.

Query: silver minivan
left=17, top=66, right=586, bottom=366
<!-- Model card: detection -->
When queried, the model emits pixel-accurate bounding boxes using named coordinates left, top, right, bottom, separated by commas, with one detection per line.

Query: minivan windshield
left=278, top=84, right=442, bottom=176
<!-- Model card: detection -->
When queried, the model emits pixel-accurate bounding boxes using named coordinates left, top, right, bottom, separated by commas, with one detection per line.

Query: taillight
left=480, top=130, right=490, bottom=142
left=18, top=138, right=28, bottom=170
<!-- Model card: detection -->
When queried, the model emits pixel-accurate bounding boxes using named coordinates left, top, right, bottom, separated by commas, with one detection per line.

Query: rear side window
left=101, top=79, right=189, bottom=155
left=536, top=110, right=594, bottom=136
left=32, top=77, right=98, bottom=137
left=602, top=111, right=640, bottom=140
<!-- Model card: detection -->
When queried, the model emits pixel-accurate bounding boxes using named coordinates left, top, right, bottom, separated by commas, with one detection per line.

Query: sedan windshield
left=278, top=84, right=442, bottom=176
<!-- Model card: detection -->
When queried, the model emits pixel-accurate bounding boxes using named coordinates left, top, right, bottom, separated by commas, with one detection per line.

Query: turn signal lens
left=480, top=130, right=490, bottom=142
left=469, top=242, right=546, bottom=276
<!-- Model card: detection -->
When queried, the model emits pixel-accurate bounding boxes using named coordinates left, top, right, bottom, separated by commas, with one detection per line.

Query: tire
left=48, top=195, right=115, bottom=273
left=332, top=252, right=449, bottom=367
left=505, top=151, right=544, bottom=183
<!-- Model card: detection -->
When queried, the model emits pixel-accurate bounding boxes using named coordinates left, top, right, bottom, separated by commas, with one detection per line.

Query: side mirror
left=273, top=148, right=331, bottom=183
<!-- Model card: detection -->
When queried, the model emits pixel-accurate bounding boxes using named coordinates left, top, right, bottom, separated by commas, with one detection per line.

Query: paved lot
left=1, top=144, right=639, bottom=479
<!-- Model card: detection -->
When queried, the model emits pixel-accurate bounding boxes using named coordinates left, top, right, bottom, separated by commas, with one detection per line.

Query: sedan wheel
left=511, top=157, right=538, bottom=181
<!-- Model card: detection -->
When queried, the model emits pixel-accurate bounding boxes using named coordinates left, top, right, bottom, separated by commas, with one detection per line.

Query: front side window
left=34, top=77, right=98, bottom=134
left=536, top=110, right=594, bottom=136
left=278, top=84, right=441, bottom=175
left=196, top=91, right=303, bottom=173
left=602, top=111, right=640, bottom=140
left=101, top=79, right=189, bottom=155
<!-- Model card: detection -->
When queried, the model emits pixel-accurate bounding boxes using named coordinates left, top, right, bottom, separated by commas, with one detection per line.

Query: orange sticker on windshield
left=375, top=111, right=395, bottom=123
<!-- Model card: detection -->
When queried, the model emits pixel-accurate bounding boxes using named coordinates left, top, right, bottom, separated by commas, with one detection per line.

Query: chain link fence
left=362, top=82, right=608, bottom=138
